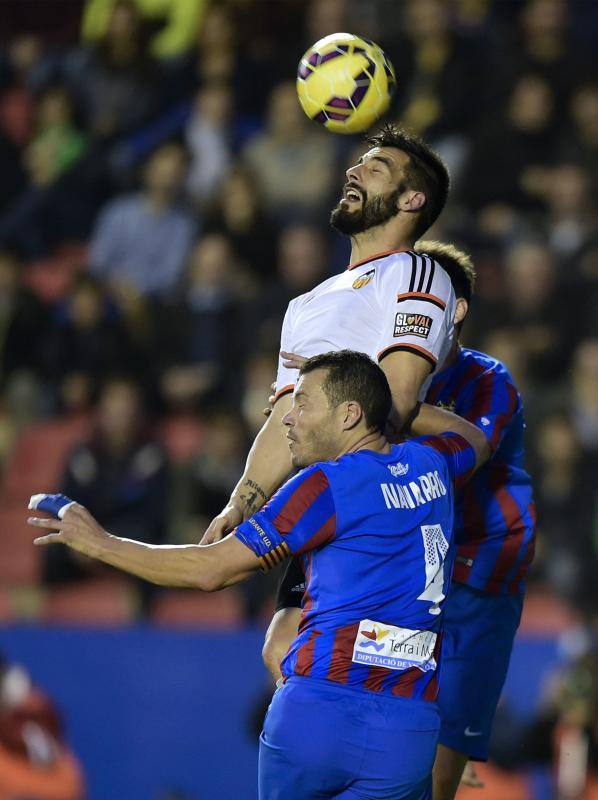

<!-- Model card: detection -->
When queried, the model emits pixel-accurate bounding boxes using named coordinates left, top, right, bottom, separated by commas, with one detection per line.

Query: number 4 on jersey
left=418, top=524, right=449, bottom=615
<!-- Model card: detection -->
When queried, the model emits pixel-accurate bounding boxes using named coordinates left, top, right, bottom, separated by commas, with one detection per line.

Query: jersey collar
left=347, top=248, right=412, bottom=271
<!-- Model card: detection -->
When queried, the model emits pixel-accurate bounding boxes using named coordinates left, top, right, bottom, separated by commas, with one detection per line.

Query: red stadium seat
left=41, top=578, right=137, bottom=625
left=1, top=415, right=92, bottom=505
left=0, top=416, right=92, bottom=589
left=151, top=588, right=244, bottom=629
left=0, top=506, right=40, bottom=585
left=23, top=257, right=81, bottom=304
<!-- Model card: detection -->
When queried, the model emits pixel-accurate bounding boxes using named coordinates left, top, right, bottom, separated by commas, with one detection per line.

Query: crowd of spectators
left=0, top=0, right=596, bottom=626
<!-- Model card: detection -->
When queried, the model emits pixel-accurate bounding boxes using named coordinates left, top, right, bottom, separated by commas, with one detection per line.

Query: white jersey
left=275, top=248, right=455, bottom=402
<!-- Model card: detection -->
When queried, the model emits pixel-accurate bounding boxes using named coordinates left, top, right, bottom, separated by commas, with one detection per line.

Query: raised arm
left=200, top=393, right=294, bottom=544
left=376, top=253, right=456, bottom=436
left=379, top=349, right=433, bottom=439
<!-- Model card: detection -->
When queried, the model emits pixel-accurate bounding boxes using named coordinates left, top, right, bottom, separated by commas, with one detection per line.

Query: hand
left=280, top=351, right=307, bottom=370
left=460, top=762, right=484, bottom=788
left=28, top=495, right=107, bottom=558
left=199, top=504, right=244, bottom=545
left=263, top=351, right=307, bottom=417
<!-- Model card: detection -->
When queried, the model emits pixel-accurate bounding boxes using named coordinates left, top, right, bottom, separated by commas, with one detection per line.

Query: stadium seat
left=151, top=588, right=244, bottom=629
left=41, top=578, right=137, bottom=625
left=0, top=506, right=40, bottom=585
left=519, top=585, right=580, bottom=636
left=1, top=415, right=92, bottom=505
left=456, top=762, right=531, bottom=800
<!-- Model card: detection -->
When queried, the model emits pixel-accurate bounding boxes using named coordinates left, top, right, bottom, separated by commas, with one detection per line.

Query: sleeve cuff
left=378, top=343, right=437, bottom=369
left=274, top=384, right=294, bottom=403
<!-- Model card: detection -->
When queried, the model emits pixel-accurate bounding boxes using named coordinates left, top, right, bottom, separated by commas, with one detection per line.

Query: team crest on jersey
left=387, top=461, right=409, bottom=477
left=394, top=313, right=433, bottom=339
left=352, top=269, right=375, bottom=290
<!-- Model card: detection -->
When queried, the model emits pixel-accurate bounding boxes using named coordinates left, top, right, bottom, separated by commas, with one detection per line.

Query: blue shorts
left=437, top=582, right=523, bottom=761
left=259, top=676, right=439, bottom=799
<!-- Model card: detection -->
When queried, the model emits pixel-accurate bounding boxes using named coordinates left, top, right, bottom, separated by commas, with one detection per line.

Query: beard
left=290, top=424, right=338, bottom=469
left=330, top=186, right=402, bottom=235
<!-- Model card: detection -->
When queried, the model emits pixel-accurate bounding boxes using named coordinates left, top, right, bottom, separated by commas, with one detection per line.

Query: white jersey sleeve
left=376, top=251, right=455, bottom=373
left=274, top=299, right=297, bottom=402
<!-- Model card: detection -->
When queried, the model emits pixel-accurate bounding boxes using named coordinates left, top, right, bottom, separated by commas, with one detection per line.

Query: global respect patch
left=393, top=312, right=433, bottom=339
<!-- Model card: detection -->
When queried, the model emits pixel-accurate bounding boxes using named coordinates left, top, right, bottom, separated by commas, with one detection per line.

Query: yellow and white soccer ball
left=296, top=33, right=396, bottom=134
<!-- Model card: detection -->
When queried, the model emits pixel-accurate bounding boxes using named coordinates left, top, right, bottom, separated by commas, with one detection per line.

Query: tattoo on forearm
left=239, top=480, right=268, bottom=515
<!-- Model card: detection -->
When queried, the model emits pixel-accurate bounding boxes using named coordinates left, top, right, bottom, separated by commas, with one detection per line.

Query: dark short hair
left=415, top=239, right=476, bottom=304
left=299, top=350, right=391, bottom=433
left=366, top=124, right=450, bottom=238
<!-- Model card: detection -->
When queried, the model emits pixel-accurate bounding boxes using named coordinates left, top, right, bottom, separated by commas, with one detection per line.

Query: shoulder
left=99, top=194, right=142, bottom=221
left=376, top=250, right=453, bottom=306
left=372, top=249, right=416, bottom=281
left=402, top=436, right=445, bottom=465
left=292, top=273, right=336, bottom=307
left=409, top=250, right=454, bottom=301
left=325, top=448, right=389, bottom=480
left=460, top=348, right=519, bottom=388
left=277, top=463, right=332, bottom=500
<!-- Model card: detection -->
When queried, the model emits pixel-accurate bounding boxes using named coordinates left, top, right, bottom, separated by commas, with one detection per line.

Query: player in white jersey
left=275, top=248, right=454, bottom=405
left=202, top=123, right=453, bottom=542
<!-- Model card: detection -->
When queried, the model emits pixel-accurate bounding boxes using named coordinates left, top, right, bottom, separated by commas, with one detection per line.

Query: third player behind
left=266, top=241, right=537, bottom=800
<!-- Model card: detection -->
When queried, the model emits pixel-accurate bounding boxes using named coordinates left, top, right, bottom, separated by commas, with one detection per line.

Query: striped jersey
left=425, top=348, right=536, bottom=594
left=235, top=434, right=476, bottom=701
left=274, top=249, right=455, bottom=403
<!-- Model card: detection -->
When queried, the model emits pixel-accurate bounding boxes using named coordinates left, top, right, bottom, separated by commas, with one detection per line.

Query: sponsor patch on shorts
left=394, top=313, right=433, bottom=339
left=352, top=619, right=437, bottom=672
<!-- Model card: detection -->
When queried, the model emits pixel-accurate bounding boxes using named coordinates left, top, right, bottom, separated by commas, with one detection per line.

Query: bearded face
left=330, top=185, right=402, bottom=235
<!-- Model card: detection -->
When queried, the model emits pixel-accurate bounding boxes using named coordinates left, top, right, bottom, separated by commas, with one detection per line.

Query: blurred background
left=0, top=0, right=596, bottom=797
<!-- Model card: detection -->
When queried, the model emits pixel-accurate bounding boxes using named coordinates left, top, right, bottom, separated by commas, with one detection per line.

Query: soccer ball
left=297, top=33, right=396, bottom=134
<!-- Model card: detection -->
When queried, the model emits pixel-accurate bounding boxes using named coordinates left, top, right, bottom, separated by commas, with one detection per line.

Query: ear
left=398, top=190, right=426, bottom=213
left=454, top=297, right=469, bottom=326
left=341, top=400, right=363, bottom=430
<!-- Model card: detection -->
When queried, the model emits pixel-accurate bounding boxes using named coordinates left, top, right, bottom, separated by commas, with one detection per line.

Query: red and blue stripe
left=427, top=348, right=536, bottom=594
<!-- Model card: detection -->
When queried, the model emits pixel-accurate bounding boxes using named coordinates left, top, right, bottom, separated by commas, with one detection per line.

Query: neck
left=348, top=225, right=415, bottom=267
left=442, top=338, right=461, bottom=370
left=337, top=429, right=390, bottom=459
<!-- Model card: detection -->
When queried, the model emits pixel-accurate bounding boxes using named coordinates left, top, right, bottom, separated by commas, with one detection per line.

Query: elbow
left=472, top=430, right=492, bottom=469
left=194, top=571, right=224, bottom=592
left=262, top=636, right=276, bottom=669
left=262, top=637, right=283, bottom=680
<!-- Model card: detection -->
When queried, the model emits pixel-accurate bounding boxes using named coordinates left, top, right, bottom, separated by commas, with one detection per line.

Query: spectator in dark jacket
left=42, top=376, right=170, bottom=610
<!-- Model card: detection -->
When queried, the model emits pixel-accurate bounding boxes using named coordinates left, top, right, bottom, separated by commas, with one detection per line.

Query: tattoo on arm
left=239, top=480, right=268, bottom=516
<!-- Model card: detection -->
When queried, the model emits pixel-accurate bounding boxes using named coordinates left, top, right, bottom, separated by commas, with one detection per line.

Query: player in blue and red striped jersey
left=28, top=350, right=491, bottom=800
left=418, top=241, right=536, bottom=799
left=266, top=242, right=536, bottom=800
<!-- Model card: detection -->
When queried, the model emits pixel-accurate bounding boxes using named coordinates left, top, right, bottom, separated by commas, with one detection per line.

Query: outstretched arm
left=28, top=496, right=259, bottom=592
left=409, top=403, right=492, bottom=470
